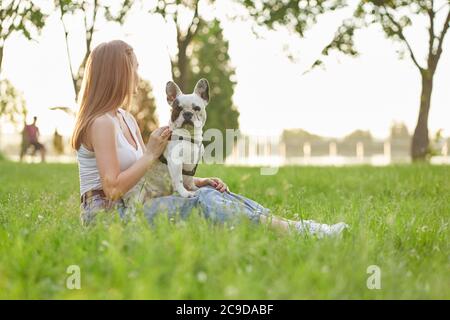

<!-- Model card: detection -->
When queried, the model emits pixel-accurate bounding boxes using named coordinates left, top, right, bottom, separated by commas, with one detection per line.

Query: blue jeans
left=80, top=187, right=270, bottom=226
left=80, top=195, right=126, bottom=226
left=143, top=186, right=270, bottom=224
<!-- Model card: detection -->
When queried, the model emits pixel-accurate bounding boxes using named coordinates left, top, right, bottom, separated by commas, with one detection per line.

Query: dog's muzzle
left=181, top=120, right=194, bottom=127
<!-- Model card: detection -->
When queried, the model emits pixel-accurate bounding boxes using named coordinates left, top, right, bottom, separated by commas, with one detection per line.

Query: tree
left=129, top=79, right=159, bottom=143
left=151, top=0, right=211, bottom=91
left=390, top=122, right=411, bottom=157
left=0, top=79, right=27, bottom=150
left=149, top=3, right=240, bottom=156
left=115, top=1, right=238, bottom=154
left=111, top=0, right=206, bottom=90
left=0, top=0, right=46, bottom=76
left=282, top=128, right=324, bottom=157
left=55, top=0, right=132, bottom=97
left=390, top=122, right=410, bottom=140
left=241, top=0, right=344, bottom=37
left=343, top=129, right=373, bottom=144
left=53, top=129, right=65, bottom=155
left=321, top=1, right=449, bottom=161
left=282, top=128, right=324, bottom=144
left=0, top=79, right=27, bottom=124
left=186, top=19, right=240, bottom=157
left=242, top=0, right=450, bottom=161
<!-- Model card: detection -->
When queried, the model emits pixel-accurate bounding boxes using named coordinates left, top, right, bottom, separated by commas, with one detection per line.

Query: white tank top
left=77, top=108, right=144, bottom=196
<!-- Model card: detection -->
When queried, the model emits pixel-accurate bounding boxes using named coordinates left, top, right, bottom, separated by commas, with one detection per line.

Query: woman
left=72, top=40, right=348, bottom=237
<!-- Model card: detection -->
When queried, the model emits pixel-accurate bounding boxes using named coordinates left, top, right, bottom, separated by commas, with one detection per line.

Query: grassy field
left=0, top=160, right=448, bottom=299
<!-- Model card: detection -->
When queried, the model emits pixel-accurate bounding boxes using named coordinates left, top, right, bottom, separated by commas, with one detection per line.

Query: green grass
left=0, top=161, right=449, bottom=299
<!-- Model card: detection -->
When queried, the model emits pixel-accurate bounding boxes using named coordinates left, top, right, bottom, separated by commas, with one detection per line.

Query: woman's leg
left=197, top=187, right=347, bottom=236
left=142, top=193, right=199, bottom=224
left=259, top=214, right=292, bottom=232
left=142, top=187, right=348, bottom=237
left=196, top=187, right=270, bottom=223
left=142, top=187, right=268, bottom=225
left=80, top=195, right=125, bottom=226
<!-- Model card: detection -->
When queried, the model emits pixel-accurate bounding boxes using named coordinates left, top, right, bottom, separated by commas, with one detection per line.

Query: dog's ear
left=166, top=81, right=182, bottom=105
left=193, top=78, right=210, bottom=103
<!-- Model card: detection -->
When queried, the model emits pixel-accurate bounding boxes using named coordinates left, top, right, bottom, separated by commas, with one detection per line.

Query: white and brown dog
left=131, top=78, right=209, bottom=201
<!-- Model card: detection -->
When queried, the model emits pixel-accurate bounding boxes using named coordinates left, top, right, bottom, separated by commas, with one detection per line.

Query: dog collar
left=170, top=135, right=203, bottom=145
left=158, top=135, right=203, bottom=177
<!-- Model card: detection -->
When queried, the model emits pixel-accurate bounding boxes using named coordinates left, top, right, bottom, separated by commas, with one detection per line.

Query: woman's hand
left=92, top=117, right=172, bottom=200
left=195, top=177, right=230, bottom=193
left=144, top=126, right=172, bottom=162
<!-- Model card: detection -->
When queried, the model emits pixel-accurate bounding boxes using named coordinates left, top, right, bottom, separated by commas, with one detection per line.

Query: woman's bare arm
left=194, top=177, right=229, bottom=193
left=125, top=113, right=229, bottom=194
left=90, top=115, right=170, bottom=200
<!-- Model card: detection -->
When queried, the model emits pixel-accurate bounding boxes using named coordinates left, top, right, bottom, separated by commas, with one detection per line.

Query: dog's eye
left=193, top=106, right=201, bottom=112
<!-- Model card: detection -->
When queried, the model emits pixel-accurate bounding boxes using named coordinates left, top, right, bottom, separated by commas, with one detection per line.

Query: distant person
left=53, top=129, right=64, bottom=155
left=20, top=116, right=46, bottom=162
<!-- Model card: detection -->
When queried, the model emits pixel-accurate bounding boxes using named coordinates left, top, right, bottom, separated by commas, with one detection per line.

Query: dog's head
left=166, top=79, right=209, bottom=131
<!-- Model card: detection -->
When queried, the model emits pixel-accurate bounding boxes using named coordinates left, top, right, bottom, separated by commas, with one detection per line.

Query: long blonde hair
left=71, top=40, right=138, bottom=150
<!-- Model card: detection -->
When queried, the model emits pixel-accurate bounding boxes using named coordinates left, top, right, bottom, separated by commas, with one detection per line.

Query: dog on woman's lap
left=128, top=78, right=210, bottom=202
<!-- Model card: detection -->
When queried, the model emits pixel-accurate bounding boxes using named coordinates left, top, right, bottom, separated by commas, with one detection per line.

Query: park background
left=0, top=0, right=449, bottom=164
left=0, top=0, right=449, bottom=299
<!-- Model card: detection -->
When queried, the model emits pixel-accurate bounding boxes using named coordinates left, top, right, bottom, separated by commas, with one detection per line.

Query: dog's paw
left=188, top=185, right=199, bottom=192
left=177, top=189, right=196, bottom=198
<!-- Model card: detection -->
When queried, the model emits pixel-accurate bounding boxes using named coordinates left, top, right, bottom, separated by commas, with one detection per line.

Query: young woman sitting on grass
left=71, top=40, right=348, bottom=237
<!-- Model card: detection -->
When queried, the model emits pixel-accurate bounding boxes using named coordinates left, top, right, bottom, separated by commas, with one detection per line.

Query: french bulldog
left=130, top=78, right=209, bottom=201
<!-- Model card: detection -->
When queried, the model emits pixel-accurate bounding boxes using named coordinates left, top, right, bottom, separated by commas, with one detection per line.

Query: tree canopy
left=55, top=0, right=132, bottom=96
left=242, top=0, right=450, bottom=161
left=186, top=19, right=240, bottom=157
left=0, top=0, right=47, bottom=74
left=0, top=79, right=27, bottom=124
left=129, top=79, right=159, bottom=143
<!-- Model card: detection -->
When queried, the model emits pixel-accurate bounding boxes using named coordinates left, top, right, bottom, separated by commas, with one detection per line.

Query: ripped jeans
left=80, top=195, right=127, bottom=226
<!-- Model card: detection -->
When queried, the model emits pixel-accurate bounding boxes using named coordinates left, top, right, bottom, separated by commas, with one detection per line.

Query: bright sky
left=1, top=0, right=449, bottom=140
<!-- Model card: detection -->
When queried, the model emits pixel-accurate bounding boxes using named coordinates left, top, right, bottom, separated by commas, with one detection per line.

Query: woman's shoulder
left=91, top=113, right=116, bottom=130
left=81, top=114, right=116, bottom=151
left=86, top=114, right=117, bottom=145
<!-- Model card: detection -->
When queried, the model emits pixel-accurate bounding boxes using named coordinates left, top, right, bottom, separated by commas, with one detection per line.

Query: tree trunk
left=75, top=27, right=94, bottom=96
left=411, top=71, right=434, bottom=161
left=75, top=52, right=89, bottom=97
left=174, top=39, right=190, bottom=92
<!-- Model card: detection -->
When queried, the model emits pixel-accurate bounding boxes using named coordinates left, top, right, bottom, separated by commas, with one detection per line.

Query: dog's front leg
left=183, top=175, right=199, bottom=192
left=167, top=155, right=195, bottom=198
